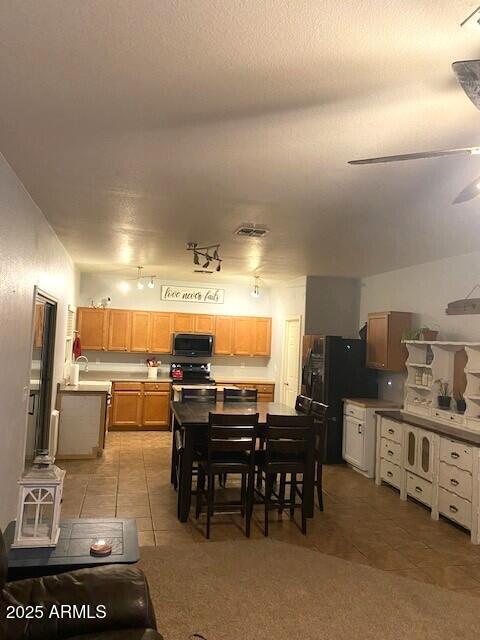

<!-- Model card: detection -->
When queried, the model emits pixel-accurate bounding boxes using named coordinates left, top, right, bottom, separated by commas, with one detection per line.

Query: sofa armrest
left=3, top=564, right=157, bottom=640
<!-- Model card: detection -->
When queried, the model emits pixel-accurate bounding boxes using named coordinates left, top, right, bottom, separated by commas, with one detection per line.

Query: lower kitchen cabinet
left=110, top=382, right=170, bottom=430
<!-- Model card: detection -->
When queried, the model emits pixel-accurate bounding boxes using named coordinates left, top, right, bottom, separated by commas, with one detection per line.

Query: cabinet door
left=366, top=314, right=388, bottom=369
left=404, top=427, right=418, bottom=473
left=131, top=311, right=151, bottom=352
left=233, top=317, right=254, bottom=356
left=417, top=430, right=434, bottom=481
left=142, top=391, right=170, bottom=429
left=111, top=391, right=142, bottom=427
left=194, top=314, right=215, bottom=334
left=253, top=317, right=271, bottom=356
left=107, top=310, right=131, bottom=351
left=214, top=316, right=234, bottom=355
left=343, top=416, right=366, bottom=469
left=173, top=313, right=195, bottom=333
left=76, top=307, right=108, bottom=351
left=149, top=313, right=173, bottom=353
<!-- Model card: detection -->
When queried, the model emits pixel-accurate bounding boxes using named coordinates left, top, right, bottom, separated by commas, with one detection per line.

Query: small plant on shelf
left=402, top=327, right=439, bottom=341
left=435, top=379, right=452, bottom=410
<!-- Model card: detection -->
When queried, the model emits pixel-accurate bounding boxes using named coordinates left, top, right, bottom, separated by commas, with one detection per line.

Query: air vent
left=234, top=224, right=270, bottom=238
left=193, top=269, right=213, bottom=274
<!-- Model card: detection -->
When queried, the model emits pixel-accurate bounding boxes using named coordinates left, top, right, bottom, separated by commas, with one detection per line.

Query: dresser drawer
left=380, top=418, right=402, bottom=444
left=432, top=409, right=464, bottom=425
left=144, top=382, right=170, bottom=391
left=344, top=403, right=366, bottom=421
left=438, top=488, right=472, bottom=530
left=439, top=462, right=472, bottom=501
left=256, top=384, right=274, bottom=394
left=406, top=472, right=432, bottom=507
left=380, top=438, right=402, bottom=465
left=380, top=459, right=401, bottom=489
left=440, top=438, right=473, bottom=473
left=112, top=382, right=143, bottom=391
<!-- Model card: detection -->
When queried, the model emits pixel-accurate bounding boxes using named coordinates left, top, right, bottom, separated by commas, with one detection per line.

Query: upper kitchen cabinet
left=107, top=309, right=132, bottom=351
left=233, top=317, right=253, bottom=356
left=76, top=307, right=108, bottom=350
left=366, top=311, right=412, bottom=372
left=149, top=312, right=173, bottom=353
left=130, top=311, right=151, bottom=352
left=194, top=314, right=215, bottom=334
left=214, top=316, right=234, bottom=355
left=253, top=317, right=272, bottom=356
left=173, top=313, right=195, bottom=333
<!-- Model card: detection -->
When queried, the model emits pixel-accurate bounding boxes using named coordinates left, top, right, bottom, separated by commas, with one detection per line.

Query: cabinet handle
left=387, top=450, right=394, bottom=457
left=449, top=505, right=458, bottom=513
left=415, top=486, right=423, bottom=493
left=450, top=452, right=460, bottom=459
left=388, top=428, right=394, bottom=434
left=450, top=478, right=459, bottom=486
left=386, top=471, right=393, bottom=478
left=357, top=424, right=362, bottom=434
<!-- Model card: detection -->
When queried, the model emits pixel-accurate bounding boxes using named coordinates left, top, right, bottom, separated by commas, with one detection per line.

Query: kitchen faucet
left=75, top=355, right=89, bottom=372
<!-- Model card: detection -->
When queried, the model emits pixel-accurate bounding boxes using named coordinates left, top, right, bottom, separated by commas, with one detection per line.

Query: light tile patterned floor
left=58, top=430, right=480, bottom=596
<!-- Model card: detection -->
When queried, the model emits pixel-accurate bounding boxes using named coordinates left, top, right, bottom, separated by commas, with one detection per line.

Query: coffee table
left=5, top=517, right=139, bottom=581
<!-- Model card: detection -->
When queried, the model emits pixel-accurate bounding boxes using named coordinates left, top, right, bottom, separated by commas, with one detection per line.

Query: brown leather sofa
left=0, top=528, right=163, bottom=640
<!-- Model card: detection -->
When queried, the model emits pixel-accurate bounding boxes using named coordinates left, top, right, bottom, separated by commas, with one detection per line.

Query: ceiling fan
left=348, top=59, right=480, bottom=204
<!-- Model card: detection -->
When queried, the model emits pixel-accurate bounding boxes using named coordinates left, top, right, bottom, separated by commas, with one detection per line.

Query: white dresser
left=376, top=411, right=480, bottom=544
left=343, top=398, right=398, bottom=478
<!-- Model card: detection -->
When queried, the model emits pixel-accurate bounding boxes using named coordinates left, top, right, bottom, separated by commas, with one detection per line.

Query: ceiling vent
left=234, top=224, right=270, bottom=238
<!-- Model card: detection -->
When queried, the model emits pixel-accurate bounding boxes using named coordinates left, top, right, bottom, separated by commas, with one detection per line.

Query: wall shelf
left=407, top=363, right=432, bottom=369
left=408, top=384, right=431, bottom=391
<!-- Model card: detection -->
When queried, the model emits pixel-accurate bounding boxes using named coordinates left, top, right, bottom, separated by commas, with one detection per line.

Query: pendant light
left=251, top=276, right=261, bottom=298
left=148, top=277, right=155, bottom=289
left=136, top=266, right=144, bottom=289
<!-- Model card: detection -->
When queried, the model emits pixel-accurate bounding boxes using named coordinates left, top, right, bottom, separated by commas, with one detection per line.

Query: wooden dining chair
left=310, top=400, right=328, bottom=511
left=223, top=387, right=258, bottom=402
left=196, top=412, right=258, bottom=539
left=181, top=387, right=218, bottom=403
left=295, top=394, right=313, bottom=414
left=256, top=413, right=315, bottom=535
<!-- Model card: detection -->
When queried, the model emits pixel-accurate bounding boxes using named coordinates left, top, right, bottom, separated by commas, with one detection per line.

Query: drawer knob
left=387, top=450, right=394, bottom=457
left=450, top=452, right=460, bottom=459
left=387, top=471, right=393, bottom=478
left=388, top=428, right=394, bottom=434
left=449, top=505, right=458, bottom=513
left=450, top=478, right=459, bottom=486
left=415, top=486, right=423, bottom=493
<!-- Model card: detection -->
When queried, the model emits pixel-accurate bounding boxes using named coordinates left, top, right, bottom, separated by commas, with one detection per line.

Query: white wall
left=360, top=250, right=480, bottom=403
left=305, top=276, right=360, bottom=338
left=0, top=153, right=76, bottom=529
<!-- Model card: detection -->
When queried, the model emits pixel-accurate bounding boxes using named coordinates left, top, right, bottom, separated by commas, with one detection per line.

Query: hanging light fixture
left=148, top=277, right=155, bottom=289
left=136, top=266, right=144, bottom=289
left=251, top=276, right=261, bottom=298
left=187, top=242, right=222, bottom=272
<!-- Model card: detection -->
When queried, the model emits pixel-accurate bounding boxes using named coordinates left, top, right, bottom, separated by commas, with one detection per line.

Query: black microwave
left=173, top=333, right=214, bottom=357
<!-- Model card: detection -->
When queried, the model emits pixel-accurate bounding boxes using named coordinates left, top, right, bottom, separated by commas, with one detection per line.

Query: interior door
left=343, top=416, right=365, bottom=469
left=282, top=318, right=301, bottom=407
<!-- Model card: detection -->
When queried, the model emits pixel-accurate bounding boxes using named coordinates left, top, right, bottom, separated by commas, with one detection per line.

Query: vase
left=147, top=367, right=158, bottom=379
left=437, top=395, right=451, bottom=410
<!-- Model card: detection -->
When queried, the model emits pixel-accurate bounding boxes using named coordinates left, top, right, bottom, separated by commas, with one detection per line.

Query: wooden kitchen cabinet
left=366, top=311, right=411, bottom=372
left=142, top=391, right=170, bottom=428
left=130, top=311, right=151, bottom=352
left=253, top=317, right=271, bottom=356
left=194, top=314, right=215, bottom=334
left=76, top=307, right=108, bottom=350
left=111, top=390, right=143, bottom=427
left=233, top=317, right=254, bottom=356
left=107, top=309, right=132, bottom=351
left=214, top=316, right=234, bottom=355
left=149, top=312, right=173, bottom=353
left=173, top=313, right=195, bottom=333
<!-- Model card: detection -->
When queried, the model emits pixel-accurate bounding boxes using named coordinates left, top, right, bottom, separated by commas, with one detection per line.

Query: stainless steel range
left=169, top=362, right=216, bottom=385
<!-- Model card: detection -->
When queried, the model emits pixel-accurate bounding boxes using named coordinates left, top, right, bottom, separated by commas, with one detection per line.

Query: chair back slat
left=207, top=412, right=258, bottom=461
left=264, top=413, right=315, bottom=468
left=182, top=387, right=217, bottom=403
left=269, top=440, right=308, bottom=455
left=295, top=395, right=312, bottom=414
left=223, top=387, right=258, bottom=403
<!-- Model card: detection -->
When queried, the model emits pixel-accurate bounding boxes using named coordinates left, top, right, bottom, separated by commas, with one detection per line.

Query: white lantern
left=12, top=463, right=65, bottom=548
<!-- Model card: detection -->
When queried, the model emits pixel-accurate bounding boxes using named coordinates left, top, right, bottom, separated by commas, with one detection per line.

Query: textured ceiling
left=1, top=0, right=480, bottom=283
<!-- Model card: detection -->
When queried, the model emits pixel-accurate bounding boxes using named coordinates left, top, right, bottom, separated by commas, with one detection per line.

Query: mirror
left=25, top=288, right=57, bottom=469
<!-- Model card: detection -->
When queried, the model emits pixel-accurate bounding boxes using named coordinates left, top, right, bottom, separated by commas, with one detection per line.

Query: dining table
left=170, top=400, right=314, bottom=522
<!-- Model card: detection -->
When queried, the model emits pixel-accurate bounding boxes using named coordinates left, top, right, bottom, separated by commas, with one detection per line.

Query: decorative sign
left=161, top=285, right=225, bottom=304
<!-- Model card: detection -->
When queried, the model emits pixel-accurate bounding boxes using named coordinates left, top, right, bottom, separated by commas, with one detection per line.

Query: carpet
left=139, top=539, right=479, bottom=640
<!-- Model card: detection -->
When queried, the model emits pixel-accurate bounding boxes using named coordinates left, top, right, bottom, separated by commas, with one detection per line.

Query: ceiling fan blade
left=349, top=148, right=480, bottom=165
left=452, top=60, right=480, bottom=111
left=452, top=175, right=480, bottom=205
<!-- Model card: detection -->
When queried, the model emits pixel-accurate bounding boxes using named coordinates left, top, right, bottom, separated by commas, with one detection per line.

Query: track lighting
left=120, top=266, right=158, bottom=292
left=148, top=278, right=155, bottom=289
left=137, top=279, right=144, bottom=290
left=187, top=242, right=222, bottom=272
left=251, top=276, right=261, bottom=298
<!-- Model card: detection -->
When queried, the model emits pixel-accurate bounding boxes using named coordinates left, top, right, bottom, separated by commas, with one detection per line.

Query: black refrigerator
left=301, top=335, right=377, bottom=464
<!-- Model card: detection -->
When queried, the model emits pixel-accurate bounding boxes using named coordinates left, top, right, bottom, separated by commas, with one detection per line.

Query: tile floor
left=58, top=430, right=480, bottom=597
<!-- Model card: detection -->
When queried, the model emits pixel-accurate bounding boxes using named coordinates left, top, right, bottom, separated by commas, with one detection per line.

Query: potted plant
left=436, top=379, right=452, bottom=410
left=455, top=393, right=466, bottom=414
left=418, top=327, right=439, bottom=341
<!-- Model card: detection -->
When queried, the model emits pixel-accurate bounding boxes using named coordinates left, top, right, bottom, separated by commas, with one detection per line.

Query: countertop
left=76, top=371, right=173, bottom=383
left=377, top=410, right=480, bottom=446
left=343, top=398, right=398, bottom=409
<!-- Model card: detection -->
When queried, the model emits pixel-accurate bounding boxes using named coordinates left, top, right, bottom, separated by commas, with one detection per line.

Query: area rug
left=139, top=539, right=478, bottom=640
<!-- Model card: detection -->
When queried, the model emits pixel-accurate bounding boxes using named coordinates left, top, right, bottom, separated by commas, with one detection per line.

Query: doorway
left=281, top=317, right=301, bottom=407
